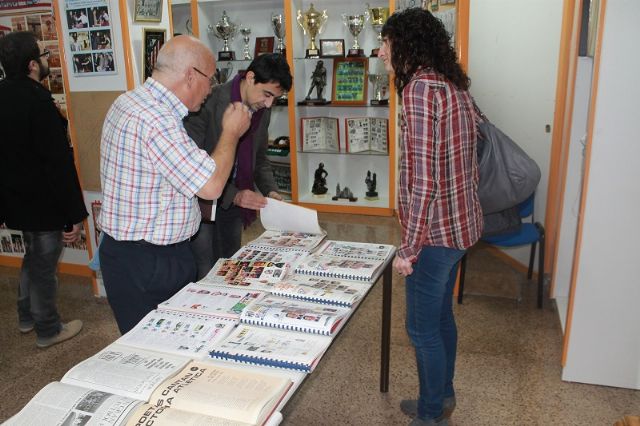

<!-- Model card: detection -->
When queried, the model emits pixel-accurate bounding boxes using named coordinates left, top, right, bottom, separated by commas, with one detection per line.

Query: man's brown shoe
left=36, top=320, right=83, bottom=348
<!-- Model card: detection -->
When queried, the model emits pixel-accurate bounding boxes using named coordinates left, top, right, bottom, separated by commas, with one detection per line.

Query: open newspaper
left=6, top=347, right=291, bottom=426
left=246, top=199, right=327, bottom=253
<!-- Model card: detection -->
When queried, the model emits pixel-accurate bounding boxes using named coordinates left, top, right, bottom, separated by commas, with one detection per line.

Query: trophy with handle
left=342, top=10, right=369, bottom=57
left=208, top=11, right=238, bottom=61
left=271, top=13, right=286, bottom=55
left=240, top=26, right=252, bottom=60
left=297, top=3, right=328, bottom=58
left=368, top=57, right=389, bottom=105
left=367, top=3, right=389, bottom=56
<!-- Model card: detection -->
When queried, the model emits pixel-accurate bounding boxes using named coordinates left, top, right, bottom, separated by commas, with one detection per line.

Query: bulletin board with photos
left=64, top=0, right=116, bottom=75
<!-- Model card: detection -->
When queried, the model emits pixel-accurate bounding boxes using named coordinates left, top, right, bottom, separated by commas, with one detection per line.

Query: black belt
left=130, top=239, right=189, bottom=248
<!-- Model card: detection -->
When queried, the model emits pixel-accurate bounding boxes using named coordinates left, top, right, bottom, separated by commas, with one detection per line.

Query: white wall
left=468, top=0, right=562, bottom=268
left=562, top=0, right=640, bottom=389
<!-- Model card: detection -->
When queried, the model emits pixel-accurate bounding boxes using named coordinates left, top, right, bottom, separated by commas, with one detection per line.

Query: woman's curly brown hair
left=381, top=7, right=470, bottom=94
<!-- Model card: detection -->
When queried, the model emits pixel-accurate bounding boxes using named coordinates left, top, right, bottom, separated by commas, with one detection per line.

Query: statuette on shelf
left=332, top=183, right=358, bottom=202
left=208, top=11, right=237, bottom=61
left=298, top=60, right=330, bottom=106
left=297, top=3, right=328, bottom=58
left=312, top=162, right=329, bottom=196
left=365, top=170, right=379, bottom=200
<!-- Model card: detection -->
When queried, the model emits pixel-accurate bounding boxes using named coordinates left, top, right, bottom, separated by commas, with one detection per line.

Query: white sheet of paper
left=260, top=198, right=322, bottom=234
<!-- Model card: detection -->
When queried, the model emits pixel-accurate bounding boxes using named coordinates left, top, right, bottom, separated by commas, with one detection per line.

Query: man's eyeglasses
left=192, top=66, right=218, bottom=88
left=39, top=50, right=50, bottom=59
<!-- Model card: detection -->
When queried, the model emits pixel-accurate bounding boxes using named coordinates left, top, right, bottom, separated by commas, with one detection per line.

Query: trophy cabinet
left=172, top=0, right=397, bottom=216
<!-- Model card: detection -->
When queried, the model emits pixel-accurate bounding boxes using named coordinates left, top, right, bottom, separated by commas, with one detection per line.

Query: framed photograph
left=320, top=39, right=345, bottom=58
left=332, top=57, right=368, bottom=106
left=142, top=28, right=166, bottom=82
left=134, top=0, right=163, bottom=23
left=254, top=36, right=275, bottom=57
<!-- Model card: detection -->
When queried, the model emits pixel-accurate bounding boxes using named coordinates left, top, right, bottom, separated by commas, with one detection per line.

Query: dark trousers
left=18, top=231, right=63, bottom=338
left=99, top=233, right=196, bottom=334
left=189, top=205, right=243, bottom=280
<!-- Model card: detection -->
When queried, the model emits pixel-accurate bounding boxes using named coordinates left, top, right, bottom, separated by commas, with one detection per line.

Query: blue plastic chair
left=457, top=194, right=545, bottom=308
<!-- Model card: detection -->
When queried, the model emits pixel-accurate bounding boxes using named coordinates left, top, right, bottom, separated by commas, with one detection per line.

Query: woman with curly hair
left=379, top=8, right=483, bottom=426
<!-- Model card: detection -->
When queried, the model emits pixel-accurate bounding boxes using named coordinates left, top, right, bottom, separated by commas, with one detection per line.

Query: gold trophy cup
left=367, top=4, right=389, bottom=57
left=297, top=3, right=328, bottom=58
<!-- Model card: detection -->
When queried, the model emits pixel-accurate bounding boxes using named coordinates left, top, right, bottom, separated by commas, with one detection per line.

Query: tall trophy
left=342, top=10, right=369, bottom=57
left=296, top=3, right=328, bottom=58
left=367, top=3, right=389, bottom=56
left=215, top=61, right=234, bottom=85
left=208, top=11, right=238, bottom=61
left=240, top=26, right=252, bottom=60
left=271, top=13, right=286, bottom=55
left=368, top=57, right=389, bottom=105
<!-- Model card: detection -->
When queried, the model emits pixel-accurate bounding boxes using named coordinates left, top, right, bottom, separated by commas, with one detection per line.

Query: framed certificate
left=331, top=57, right=368, bottom=106
left=320, top=39, right=345, bottom=58
left=254, top=36, right=275, bottom=57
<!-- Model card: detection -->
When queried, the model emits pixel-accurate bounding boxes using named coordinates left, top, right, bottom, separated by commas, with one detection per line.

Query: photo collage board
left=65, top=0, right=116, bottom=75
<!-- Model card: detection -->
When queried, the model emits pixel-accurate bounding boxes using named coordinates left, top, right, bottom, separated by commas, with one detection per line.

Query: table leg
left=380, top=263, right=392, bottom=392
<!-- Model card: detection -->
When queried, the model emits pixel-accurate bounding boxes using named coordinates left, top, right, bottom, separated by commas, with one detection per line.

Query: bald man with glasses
left=99, top=35, right=251, bottom=334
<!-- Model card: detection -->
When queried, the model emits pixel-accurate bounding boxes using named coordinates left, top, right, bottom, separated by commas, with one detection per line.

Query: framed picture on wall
left=142, top=28, right=165, bottom=82
left=332, top=57, right=368, bottom=106
left=320, top=39, right=345, bottom=58
left=134, top=0, right=163, bottom=23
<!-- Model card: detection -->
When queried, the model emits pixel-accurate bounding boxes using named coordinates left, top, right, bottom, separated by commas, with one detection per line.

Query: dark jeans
left=189, top=205, right=243, bottom=280
left=99, top=233, right=196, bottom=334
left=405, top=245, right=466, bottom=420
left=18, top=231, right=64, bottom=338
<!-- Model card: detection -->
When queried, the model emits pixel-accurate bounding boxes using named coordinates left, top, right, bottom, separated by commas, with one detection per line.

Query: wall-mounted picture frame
left=332, top=57, right=368, bottom=106
left=134, top=0, right=163, bottom=23
left=142, top=28, right=166, bottom=82
left=320, top=39, right=345, bottom=58
left=254, top=36, right=275, bottom=57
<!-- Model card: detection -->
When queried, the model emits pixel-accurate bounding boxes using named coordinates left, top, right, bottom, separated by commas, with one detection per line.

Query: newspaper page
left=145, top=361, right=292, bottom=426
left=61, top=343, right=190, bottom=401
left=158, top=282, right=265, bottom=319
left=4, top=382, right=141, bottom=426
left=116, top=310, right=236, bottom=359
left=259, top=198, right=324, bottom=235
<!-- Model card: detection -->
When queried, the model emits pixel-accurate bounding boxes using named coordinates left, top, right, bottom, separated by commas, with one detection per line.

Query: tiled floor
left=0, top=213, right=638, bottom=425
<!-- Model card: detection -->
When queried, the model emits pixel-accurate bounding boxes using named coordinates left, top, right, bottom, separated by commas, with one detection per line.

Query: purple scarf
left=231, top=74, right=265, bottom=227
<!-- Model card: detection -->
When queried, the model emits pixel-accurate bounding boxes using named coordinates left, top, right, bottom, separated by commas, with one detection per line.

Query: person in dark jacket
left=184, top=53, right=292, bottom=279
left=0, top=32, right=88, bottom=348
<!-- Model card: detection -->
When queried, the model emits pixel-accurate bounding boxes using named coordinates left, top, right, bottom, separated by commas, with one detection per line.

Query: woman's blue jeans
left=405, top=245, right=465, bottom=420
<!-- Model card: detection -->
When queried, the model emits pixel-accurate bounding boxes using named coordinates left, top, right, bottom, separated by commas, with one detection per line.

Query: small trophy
left=368, top=57, right=389, bottom=105
left=367, top=4, right=389, bottom=56
left=275, top=89, right=289, bottom=106
left=215, top=61, right=235, bottom=85
left=297, top=3, right=328, bottom=58
left=240, top=26, right=252, bottom=60
left=342, top=10, right=369, bottom=57
left=208, top=11, right=237, bottom=61
left=271, top=13, right=286, bottom=55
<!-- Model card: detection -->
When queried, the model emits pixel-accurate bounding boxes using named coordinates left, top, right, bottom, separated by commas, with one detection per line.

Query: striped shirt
left=99, top=78, right=216, bottom=244
left=397, top=69, right=483, bottom=260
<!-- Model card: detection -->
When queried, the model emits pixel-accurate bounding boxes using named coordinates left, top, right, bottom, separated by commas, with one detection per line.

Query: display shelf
left=176, top=0, right=395, bottom=216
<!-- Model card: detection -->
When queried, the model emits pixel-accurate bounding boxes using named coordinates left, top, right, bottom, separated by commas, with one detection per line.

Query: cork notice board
left=70, top=91, right=122, bottom=191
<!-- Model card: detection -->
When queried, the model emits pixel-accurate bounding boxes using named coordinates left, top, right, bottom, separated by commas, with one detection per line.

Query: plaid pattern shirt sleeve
left=99, top=79, right=216, bottom=245
left=397, top=70, right=483, bottom=260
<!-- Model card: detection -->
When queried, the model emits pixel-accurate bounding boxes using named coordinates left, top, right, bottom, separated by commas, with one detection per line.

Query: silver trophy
left=368, top=57, right=389, bottom=105
left=208, top=11, right=238, bottom=60
left=342, top=10, right=369, bottom=57
left=271, top=13, right=286, bottom=55
left=216, top=61, right=235, bottom=84
left=240, top=26, right=252, bottom=60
